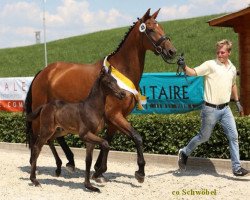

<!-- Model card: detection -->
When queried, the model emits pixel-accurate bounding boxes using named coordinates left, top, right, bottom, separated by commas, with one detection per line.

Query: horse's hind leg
left=56, top=136, right=75, bottom=172
left=48, top=140, right=62, bottom=176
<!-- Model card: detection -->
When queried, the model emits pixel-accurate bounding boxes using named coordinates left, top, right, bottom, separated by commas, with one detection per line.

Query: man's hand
left=177, top=54, right=186, bottom=71
left=235, top=100, right=244, bottom=116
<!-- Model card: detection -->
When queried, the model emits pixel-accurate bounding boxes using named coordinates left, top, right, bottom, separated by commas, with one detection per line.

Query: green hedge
left=0, top=112, right=249, bottom=160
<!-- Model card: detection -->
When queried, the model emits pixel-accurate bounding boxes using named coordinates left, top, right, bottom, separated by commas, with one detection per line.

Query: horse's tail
left=24, top=70, right=41, bottom=148
left=26, top=105, right=43, bottom=121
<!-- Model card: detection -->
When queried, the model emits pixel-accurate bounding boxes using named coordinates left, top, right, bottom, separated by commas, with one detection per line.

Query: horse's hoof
left=55, top=169, right=61, bottom=177
left=135, top=171, right=145, bottom=183
left=35, top=183, right=42, bottom=187
left=84, top=183, right=101, bottom=193
left=31, top=179, right=41, bottom=187
left=66, top=163, right=75, bottom=173
left=92, top=175, right=109, bottom=183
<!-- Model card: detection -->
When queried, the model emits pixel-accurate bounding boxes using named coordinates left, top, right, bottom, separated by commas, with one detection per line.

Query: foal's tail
left=26, top=105, right=43, bottom=121
left=24, top=71, right=41, bottom=148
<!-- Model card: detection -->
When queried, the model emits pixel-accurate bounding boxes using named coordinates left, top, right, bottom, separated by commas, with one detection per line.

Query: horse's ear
left=151, top=8, right=161, bottom=19
left=141, top=8, right=151, bottom=21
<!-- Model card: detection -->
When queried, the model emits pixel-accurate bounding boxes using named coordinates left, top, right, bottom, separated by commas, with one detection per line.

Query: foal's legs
left=94, top=125, right=116, bottom=182
left=48, top=131, right=75, bottom=176
left=92, top=141, right=110, bottom=180
left=29, top=120, right=40, bottom=166
left=81, top=131, right=110, bottom=192
left=84, top=142, right=96, bottom=191
left=30, top=123, right=56, bottom=186
left=30, top=136, right=49, bottom=186
left=30, top=106, right=56, bottom=186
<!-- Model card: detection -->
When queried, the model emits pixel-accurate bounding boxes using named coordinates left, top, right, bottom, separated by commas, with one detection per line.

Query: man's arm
left=231, top=84, right=239, bottom=101
left=232, top=84, right=244, bottom=116
left=183, top=65, right=197, bottom=77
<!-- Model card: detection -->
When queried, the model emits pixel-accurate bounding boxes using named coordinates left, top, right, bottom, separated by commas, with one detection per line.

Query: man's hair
left=216, top=39, right=232, bottom=52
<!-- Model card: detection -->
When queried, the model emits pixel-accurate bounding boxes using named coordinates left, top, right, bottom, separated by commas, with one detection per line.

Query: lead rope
left=176, top=53, right=190, bottom=85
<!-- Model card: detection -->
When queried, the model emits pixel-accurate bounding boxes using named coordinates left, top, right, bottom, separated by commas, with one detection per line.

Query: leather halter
left=139, top=19, right=175, bottom=64
left=144, top=28, right=170, bottom=55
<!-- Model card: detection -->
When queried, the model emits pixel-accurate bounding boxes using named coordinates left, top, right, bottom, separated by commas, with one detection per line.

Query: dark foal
left=27, top=68, right=125, bottom=192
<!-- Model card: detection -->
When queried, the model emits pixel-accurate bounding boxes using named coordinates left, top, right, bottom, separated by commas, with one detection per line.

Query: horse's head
left=99, top=67, right=126, bottom=100
left=138, top=9, right=177, bottom=62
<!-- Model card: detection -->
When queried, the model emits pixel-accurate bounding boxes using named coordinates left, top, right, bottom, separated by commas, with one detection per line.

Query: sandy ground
left=0, top=147, right=249, bottom=200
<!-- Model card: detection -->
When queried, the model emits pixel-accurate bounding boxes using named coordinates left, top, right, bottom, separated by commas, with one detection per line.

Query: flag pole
left=43, top=0, right=48, bottom=67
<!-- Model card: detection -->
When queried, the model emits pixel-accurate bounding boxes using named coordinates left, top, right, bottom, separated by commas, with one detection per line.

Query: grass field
left=0, top=13, right=239, bottom=77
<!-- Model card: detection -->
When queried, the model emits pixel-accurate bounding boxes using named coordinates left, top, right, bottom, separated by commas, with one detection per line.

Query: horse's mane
left=107, top=13, right=152, bottom=59
left=107, top=12, right=154, bottom=59
left=108, top=21, right=137, bottom=58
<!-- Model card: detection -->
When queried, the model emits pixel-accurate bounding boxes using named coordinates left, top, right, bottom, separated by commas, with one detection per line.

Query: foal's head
left=99, top=67, right=126, bottom=100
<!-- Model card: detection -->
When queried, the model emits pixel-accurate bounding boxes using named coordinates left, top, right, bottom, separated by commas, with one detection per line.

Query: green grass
left=0, top=14, right=239, bottom=77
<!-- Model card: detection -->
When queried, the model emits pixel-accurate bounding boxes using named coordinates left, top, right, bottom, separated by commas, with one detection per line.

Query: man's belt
left=205, top=102, right=229, bottom=110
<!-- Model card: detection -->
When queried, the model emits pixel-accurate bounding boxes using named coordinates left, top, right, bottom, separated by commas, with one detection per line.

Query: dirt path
left=0, top=146, right=249, bottom=200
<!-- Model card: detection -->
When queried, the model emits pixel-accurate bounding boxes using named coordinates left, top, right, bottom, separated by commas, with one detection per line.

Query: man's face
left=216, top=45, right=230, bottom=64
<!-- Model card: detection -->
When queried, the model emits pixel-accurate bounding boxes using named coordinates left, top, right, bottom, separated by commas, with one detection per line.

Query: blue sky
left=0, top=0, right=249, bottom=48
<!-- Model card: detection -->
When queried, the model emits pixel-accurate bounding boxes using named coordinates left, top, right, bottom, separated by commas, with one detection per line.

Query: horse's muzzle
left=163, top=48, right=176, bottom=59
left=158, top=48, right=177, bottom=64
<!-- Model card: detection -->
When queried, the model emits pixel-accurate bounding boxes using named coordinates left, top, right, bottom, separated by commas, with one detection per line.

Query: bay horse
left=25, top=9, right=176, bottom=183
left=27, top=67, right=125, bottom=192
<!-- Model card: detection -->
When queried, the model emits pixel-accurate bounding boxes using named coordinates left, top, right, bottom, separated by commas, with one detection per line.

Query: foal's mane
left=86, top=72, right=102, bottom=98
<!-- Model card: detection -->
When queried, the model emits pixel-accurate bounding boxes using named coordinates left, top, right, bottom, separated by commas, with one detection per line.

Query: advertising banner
left=0, top=73, right=204, bottom=113
left=0, top=77, right=33, bottom=112
left=133, top=73, right=204, bottom=114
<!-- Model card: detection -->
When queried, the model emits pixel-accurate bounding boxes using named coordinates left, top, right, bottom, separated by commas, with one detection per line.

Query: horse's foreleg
left=56, top=136, right=75, bottom=172
left=48, top=140, right=62, bottom=176
left=110, top=115, right=145, bottom=183
left=132, top=130, right=145, bottom=183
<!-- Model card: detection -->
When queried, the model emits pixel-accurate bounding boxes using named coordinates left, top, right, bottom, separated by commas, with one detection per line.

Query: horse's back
left=32, top=61, right=102, bottom=109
